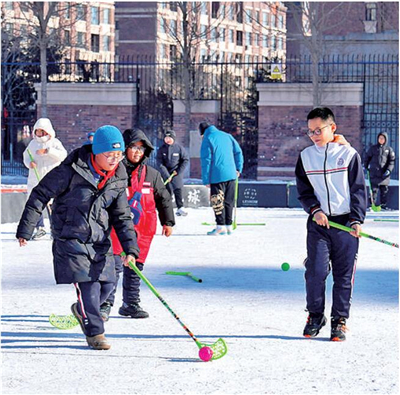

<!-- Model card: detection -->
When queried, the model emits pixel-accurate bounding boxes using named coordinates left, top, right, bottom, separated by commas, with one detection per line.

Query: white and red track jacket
left=295, top=142, right=367, bottom=226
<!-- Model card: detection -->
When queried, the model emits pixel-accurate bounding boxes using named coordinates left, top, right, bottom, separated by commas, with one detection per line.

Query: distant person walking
left=157, top=130, right=189, bottom=216
left=364, top=132, right=396, bottom=210
left=23, top=118, right=67, bottom=239
left=199, top=122, right=243, bottom=235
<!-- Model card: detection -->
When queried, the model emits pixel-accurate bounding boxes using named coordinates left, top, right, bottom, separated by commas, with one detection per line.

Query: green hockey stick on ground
left=202, top=222, right=265, bottom=226
left=49, top=314, right=79, bottom=329
left=314, top=219, right=399, bottom=248
left=367, top=171, right=381, bottom=212
left=232, top=177, right=239, bottom=230
left=126, top=259, right=227, bottom=360
left=165, top=271, right=203, bottom=283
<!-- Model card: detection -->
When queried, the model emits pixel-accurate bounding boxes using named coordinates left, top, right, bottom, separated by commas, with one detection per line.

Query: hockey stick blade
left=199, top=338, right=228, bottom=360
left=49, top=314, right=79, bottom=330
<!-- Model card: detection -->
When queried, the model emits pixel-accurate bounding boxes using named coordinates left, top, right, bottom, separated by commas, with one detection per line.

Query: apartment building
left=115, top=1, right=287, bottom=63
left=2, top=1, right=116, bottom=79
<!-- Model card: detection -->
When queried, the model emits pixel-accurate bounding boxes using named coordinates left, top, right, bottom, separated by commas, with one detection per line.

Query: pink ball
left=199, top=346, right=213, bottom=362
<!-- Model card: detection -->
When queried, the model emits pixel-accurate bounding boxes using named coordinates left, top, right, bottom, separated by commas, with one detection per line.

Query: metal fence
left=2, top=54, right=398, bottom=179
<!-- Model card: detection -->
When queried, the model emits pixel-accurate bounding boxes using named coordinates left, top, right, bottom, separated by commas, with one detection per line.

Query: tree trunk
left=40, top=41, right=47, bottom=117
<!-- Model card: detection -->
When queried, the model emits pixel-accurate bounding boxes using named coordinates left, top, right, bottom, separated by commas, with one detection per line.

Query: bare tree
left=286, top=2, right=351, bottom=106
left=12, top=2, right=88, bottom=117
left=160, top=2, right=231, bottom=136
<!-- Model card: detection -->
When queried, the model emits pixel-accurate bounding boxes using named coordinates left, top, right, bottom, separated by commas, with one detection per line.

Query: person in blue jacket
left=199, top=122, right=244, bottom=235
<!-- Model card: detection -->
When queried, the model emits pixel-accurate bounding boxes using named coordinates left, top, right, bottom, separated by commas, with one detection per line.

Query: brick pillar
left=256, top=83, right=364, bottom=179
left=172, top=100, right=220, bottom=179
left=35, top=83, right=137, bottom=152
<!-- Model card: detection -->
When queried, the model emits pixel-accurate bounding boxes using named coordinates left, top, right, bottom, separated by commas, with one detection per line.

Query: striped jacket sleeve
left=295, top=154, right=321, bottom=215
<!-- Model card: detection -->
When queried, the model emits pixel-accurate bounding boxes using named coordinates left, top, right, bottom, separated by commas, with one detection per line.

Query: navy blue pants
left=305, top=214, right=359, bottom=318
left=371, top=184, right=389, bottom=206
left=210, top=180, right=235, bottom=226
left=74, top=281, right=114, bottom=337
left=106, top=254, right=144, bottom=306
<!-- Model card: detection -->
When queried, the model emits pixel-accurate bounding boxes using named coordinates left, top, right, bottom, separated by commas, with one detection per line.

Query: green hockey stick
left=202, top=222, right=265, bottom=226
left=164, top=173, right=176, bottom=185
left=127, top=260, right=227, bottom=360
left=367, top=171, right=381, bottom=212
left=27, top=148, right=52, bottom=220
left=165, top=271, right=203, bottom=283
left=315, top=219, right=398, bottom=248
left=49, top=314, right=79, bottom=329
left=232, top=177, right=239, bottom=230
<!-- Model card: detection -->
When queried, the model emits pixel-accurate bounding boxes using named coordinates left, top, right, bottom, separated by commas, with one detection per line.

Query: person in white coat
left=23, top=118, right=67, bottom=239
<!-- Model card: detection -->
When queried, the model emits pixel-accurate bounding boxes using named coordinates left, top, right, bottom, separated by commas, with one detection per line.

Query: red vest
left=111, top=165, right=157, bottom=263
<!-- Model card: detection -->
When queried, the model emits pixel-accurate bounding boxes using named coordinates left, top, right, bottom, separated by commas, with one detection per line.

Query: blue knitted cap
left=92, top=125, right=125, bottom=155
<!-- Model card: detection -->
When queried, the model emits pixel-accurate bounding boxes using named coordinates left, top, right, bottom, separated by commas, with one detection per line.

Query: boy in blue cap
left=17, top=125, right=139, bottom=350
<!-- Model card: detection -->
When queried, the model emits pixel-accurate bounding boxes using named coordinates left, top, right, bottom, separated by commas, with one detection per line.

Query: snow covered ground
left=1, top=208, right=399, bottom=395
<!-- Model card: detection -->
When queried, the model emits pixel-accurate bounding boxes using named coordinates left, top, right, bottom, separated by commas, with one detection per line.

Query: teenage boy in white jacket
left=295, top=107, right=367, bottom=342
left=23, top=118, right=67, bottom=239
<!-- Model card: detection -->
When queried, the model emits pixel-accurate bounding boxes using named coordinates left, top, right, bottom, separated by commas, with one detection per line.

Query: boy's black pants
left=371, top=184, right=389, bottom=206
left=210, top=180, right=235, bottom=226
left=106, top=254, right=144, bottom=306
left=74, top=281, right=114, bottom=337
left=305, top=214, right=359, bottom=319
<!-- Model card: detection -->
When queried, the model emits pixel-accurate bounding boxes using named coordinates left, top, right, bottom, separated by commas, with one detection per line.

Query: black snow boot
left=119, top=303, right=149, bottom=319
left=330, top=316, right=347, bottom=342
left=100, top=302, right=112, bottom=322
left=303, top=313, right=327, bottom=338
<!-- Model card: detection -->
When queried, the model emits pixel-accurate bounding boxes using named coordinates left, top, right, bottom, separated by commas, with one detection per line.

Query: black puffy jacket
left=364, top=132, right=396, bottom=186
left=16, top=145, right=139, bottom=284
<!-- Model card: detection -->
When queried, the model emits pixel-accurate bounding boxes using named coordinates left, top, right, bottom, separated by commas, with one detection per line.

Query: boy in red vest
left=100, top=128, right=175, bottom=320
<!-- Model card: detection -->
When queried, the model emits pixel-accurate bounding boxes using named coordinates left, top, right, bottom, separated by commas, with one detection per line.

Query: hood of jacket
left=33, top=118, right=56, bottom=139
left=123, top=128, right=154, bottom=163
left=204, top=125, right=219, bottom=136
left=377, top=132, right=388, bottom=146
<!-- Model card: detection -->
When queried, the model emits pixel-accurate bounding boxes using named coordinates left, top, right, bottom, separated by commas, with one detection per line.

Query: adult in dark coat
left=100, top=128, right=175, bottom=320
left=156, top=130, right=189, bottom=216
left=364, top=132, right=396, bottom=209
left=16, top=125, right=139, bottom=350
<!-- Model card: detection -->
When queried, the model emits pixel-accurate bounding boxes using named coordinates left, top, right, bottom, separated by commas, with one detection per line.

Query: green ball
left=281, top=262, right=290, bottom=271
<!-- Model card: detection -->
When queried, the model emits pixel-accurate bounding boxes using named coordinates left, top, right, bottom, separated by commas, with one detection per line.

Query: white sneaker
left=176, top=208, right=188, bottom=217
left=32, top=227, right=46, bottom=240
left=226, top=226, right=233, bottom=235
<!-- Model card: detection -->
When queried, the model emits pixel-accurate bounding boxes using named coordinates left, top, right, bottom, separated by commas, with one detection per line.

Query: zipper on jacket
left=324, top=144, right=332, bottom=216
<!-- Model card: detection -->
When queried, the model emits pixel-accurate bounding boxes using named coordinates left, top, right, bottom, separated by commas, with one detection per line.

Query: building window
left=160, top=44, right=165, bottom=59
left=91, top=34, right=100, bottom=52
left=255, top=11, right=260, bottom=23
left=211, top=28, right=217, bottom=42
left=271, top=13, right=276, bottom=28
left=271, top=35, right=276, bottom=50
left=77, top=32, right=86, bottom=48
left=262, top=34, right=268, bottom=47
left=211, top=2, right=219, bottom=18
left=278, top=14, right=284, bottom=29
left=103, top=8, right=110, bottom=24
left=64, top=4, right=70, bottom=19
left=236, top=3, right=243, bottom=23
left=5, top=2, right=13, bottom=10
left=263, top=12, right=269, bottom=26
left=170, top=44, right=177, bottom=60
left=91, top=7, right=99, bottom=24
left=201, top=2, right=207, bottom=15
left=236, top=31, right=243, bottom=46
left=201, top=24, right=207, bottom=37
left=64, top=60, right=71, bottom=75
left=245, top=54, right=250, bottom=63
left=228, top=5, right=234, bottom=20
left=160, top=2, right=166, bottom=9
left=229, top=29, right=234, bottom=43
left=255, top=33, right=259, bottom=46
left=219, top=28, right=225, bottom=43
left=366, top=3, right=377, bottom=21
left=278, top=36, right=283, bottom=50
left=201, top=48, right=207, bottom=63
left=170, top=2, right=177, bottom=12
left=160, top=18, right=166, bottom=33
left=170, top=19, right=177, bottom=35
left=103, top=35, right=110, bottom=51
left=246, top=32, right=251, bottom=46
left=220, top=4, right=225, bottom=18
left=64, top=30, right=70, bottom=46
left=5, top=23, right=14, bottom=33
left=76, top=4, right=85, bottom=21
left=245, top=9, right=252, bottom=24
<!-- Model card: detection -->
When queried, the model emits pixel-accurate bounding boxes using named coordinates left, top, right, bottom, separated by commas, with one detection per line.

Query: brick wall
left=40, top=104, right=136, bottom=153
